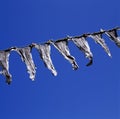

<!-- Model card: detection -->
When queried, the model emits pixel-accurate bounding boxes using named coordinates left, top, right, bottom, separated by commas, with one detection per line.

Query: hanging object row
left=0, top=27, right=120, bottom=84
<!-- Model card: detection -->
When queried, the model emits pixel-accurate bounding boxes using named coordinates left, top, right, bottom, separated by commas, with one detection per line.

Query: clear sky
left=0, top=0, right=120, bottom=119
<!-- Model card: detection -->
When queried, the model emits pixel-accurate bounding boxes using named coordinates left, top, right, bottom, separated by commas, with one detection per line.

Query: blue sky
left=0, top=0, right=120, bottom=119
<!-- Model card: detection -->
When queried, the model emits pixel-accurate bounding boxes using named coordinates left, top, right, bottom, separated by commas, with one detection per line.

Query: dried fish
left=0, top=50, right=12, bottom=84
left=33, top=43, right=57, bottom=76
left=101, top=29, right=120, bottom=47
left=15, top=46, right=36, bottom=81
left=89, top=34, right=111, bottom=57
left=50, top=40, right=78, bottom=70
left=71, top=37, right=93, bottom=66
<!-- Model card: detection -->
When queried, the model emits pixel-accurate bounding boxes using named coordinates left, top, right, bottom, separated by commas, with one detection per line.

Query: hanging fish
left=0, top=49, right=12, bottom=84
left=101, top=28, right=120, bottom=47
left=89, top=33, right=111, bottom=57
left=32, top=43, right=57, bottom=76
left=50, top=39, right=78, bottom=70
left=71, top=37, right=93, bottom=66
left=15, top=46, right=36, bottom=81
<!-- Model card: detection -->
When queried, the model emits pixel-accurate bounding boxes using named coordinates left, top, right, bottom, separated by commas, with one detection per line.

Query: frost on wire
left=50, top=39, right=79, bottom=70
left=0, top=27, right=120, bottom=84
left=71, top=36, right=93, bottom=66
left=33, top=43, right=57, bottom=76
left=89, top=34, right=111, bottom=57
left=15, top=46, right=36, bottom=81
left=104, top=29, right=120, bottom=47
left=0, top=49, right=12, bottom=84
